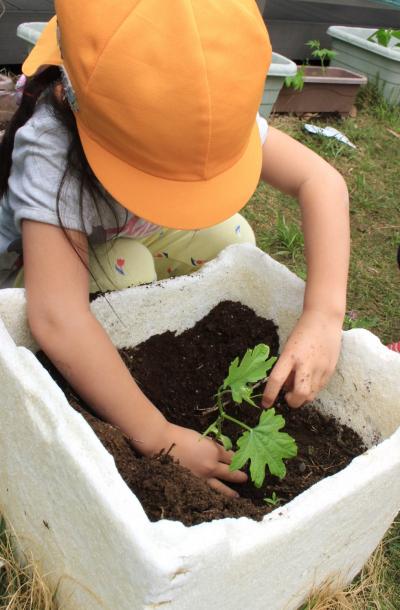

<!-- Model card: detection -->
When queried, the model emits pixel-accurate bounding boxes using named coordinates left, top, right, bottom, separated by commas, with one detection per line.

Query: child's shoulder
left=15, top=101, right=70, bottom=153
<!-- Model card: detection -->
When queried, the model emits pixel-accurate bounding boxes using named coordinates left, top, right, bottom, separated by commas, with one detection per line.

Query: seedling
left=306, top=40, right=337, bottom=74
left=203, top=344, right=298, bottom=488
left=285, top=66, right=306, bottom=92
left=368, top=28, right=400, bottom=48
left=264, top=491, right=282, bottom=507
left=285, top=39, right=337, bottom=91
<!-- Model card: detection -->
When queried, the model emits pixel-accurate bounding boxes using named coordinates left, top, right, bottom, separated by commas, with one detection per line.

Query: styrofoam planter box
left=328, top=26, right=400, bottom=105
left=260, top=52, right=298, bottom=118
left=1, top=244, right=400, bottom=610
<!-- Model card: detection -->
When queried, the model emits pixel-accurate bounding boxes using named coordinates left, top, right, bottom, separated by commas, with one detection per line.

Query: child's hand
left=154, top=422, right=248, bottom=498
left=262, top=310, right=343, bottom=409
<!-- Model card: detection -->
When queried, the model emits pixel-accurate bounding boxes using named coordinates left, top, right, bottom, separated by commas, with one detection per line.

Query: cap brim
left=22, top=16, right=62, bottom=77
left=76, top=117, right=263, bottom=231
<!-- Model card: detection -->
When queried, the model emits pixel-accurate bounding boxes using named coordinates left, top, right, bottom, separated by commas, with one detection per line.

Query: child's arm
left=22, top=220, right=246, bottom=497
left=259, top=127, right=350, bottom=408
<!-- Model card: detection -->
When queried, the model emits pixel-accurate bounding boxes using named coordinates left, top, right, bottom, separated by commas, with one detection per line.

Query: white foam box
left=0, top=244, right=400, bottom=610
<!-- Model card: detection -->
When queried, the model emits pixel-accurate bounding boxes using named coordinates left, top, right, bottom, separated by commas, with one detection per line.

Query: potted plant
left=260, top=51, right=298, bottom=118
left=328, top=26, right=400, bottom=105
left=0, top=244, right=400, bottom=610
left=273, top=39, right=367, bottom=115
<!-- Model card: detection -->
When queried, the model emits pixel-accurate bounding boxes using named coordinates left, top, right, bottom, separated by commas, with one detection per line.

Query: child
left=0, top=1, right=349, bottom=497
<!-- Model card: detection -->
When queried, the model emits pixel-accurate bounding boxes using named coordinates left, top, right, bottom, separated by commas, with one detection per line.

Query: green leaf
left=223, top=344, right=277, bottom=405
left=369, top=28, right=398, bottom=47
left=285, top=69, right=305, bottom=92
left=219, top=433, right=233, bottom=451
left=306, top=39, right=320, bottom=51
left=230, top=409, right=298, bottom=487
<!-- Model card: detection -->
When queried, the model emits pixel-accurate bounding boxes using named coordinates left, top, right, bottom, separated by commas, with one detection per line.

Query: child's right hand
left=148, top=422, right=247, bottom=498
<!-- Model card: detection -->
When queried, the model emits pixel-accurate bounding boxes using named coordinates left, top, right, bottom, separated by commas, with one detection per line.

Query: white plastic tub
left=328, top=26, right=400, bottom=105
left=16, top=22, right=47, bottom=51
left=261, top=52, right=298, bottom=117
left=0, top=244, right=400, bottom=610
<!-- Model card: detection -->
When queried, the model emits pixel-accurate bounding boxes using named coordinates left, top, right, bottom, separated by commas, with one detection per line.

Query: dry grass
left=301, top=526, right=399, bottom=610
left=0, top=518, right=57, bottom=610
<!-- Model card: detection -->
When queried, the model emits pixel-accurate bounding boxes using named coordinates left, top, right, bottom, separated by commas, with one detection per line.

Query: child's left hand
left=262, top=310, right=343, bottom=408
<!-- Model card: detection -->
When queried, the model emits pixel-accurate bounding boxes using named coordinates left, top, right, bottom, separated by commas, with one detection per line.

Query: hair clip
left=15, top=74, right=27, bottom=105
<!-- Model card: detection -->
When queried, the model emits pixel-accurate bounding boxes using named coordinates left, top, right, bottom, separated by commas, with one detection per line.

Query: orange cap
left=23, top=1, right=272, bottom=230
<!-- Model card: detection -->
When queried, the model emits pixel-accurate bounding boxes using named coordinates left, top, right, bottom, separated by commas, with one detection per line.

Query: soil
left=36, top=301, right=366, bottom=526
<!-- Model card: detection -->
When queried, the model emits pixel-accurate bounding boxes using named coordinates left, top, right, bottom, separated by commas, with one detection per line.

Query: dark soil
left=36, top=301, right=366, bottom=526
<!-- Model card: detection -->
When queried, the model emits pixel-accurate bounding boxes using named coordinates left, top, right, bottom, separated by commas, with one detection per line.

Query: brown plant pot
left=273, top=66, right=367, bottom=115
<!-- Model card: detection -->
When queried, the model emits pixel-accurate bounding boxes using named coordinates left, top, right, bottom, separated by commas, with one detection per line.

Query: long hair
left=0, top=66, right=125, bottom=289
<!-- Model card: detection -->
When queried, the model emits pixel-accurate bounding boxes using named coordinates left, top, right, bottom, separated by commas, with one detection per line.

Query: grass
left=245, top=84, right=400, bottom=344
left=0, top=517, right=57, bottom=610
left=1, top=84, right=399, bottom=608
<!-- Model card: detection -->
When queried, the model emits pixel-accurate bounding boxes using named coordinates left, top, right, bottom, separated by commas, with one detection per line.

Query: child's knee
left=89, top=239, right=156, bottom=293
left=226, top=213, right=256, bottom=246
left=205, top=213, right=256, bottom=250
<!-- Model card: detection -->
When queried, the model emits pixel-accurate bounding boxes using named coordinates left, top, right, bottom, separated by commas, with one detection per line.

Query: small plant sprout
left=368, top=28, right=400, bottom=48
left=203, top=344, right=298, bottom=488
left=285, top=39, right=336, bottom=91
left=284, top=66, right=306, bottom=92
left=264, top=491, right=282, bottom=507
left=306, top=40, right=337, bottom=74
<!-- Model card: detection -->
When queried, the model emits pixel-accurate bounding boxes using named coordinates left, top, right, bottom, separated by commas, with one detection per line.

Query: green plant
left=343, top=311, right=379, bottom=331
left=368, top=28, right=400, bottom=48
left=285, top=39, right=336, bottom=91
left=284, top=66, right=306, bottom=92
left=264, top=491, right=282, bottom=507
left=306, top=39, right=337, bottom=74
left=203, top=344, right=298, bottom=488
left=274, top=213, right=304, bottom=260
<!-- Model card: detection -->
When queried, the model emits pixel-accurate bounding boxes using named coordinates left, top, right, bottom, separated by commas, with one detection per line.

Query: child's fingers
left=214, top=462, right=248, bottom=484
left=285, top=368, right=322, bottom=408
left=216, top=445, right=235, bottom=465
left=285, top=371, right=312, bottom=408
left=262, top=356, right=293, bottom=408
left=206, top=478, right=239, bottom=498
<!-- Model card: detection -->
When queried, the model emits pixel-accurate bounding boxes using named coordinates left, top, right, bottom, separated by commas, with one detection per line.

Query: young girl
left=0, top=0, right=349, bottom=498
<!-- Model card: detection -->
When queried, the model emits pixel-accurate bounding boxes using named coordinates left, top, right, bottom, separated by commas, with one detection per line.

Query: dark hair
left=0, top=66, right=125, bottom=290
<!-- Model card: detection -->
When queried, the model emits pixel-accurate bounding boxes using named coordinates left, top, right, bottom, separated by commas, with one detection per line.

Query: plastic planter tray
left=328, top=26, right=400, bottom=106
left=260, top=52, right=298, bottom=118
left=0, top=244, right=400, bottom=610
left=273, top=65, right=367, bottom=115
left=16, top=22, right=47, bottom=51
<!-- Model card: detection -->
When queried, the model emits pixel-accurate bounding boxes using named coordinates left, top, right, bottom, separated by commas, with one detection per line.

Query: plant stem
left=222, top=413, right=252, bottom=432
